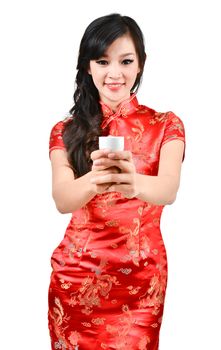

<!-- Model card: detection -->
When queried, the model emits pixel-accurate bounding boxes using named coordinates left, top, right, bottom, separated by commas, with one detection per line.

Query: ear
left=87, top=64, right=91, bottom=75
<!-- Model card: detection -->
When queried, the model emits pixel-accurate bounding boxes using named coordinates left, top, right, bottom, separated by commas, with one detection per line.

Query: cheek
left=127, top=68, right=140, bottom=82
left=92, top=75, right=103, bottom=88
left=91, top=70, right=104, bottom=85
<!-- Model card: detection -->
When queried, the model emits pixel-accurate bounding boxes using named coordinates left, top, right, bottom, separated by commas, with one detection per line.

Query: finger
left=92, top=166, right=120, bottom=173
left=106, top=184, right=134, bottom=198
left=92, top=164, right=121, bottom=173
left=90, top=148, right=111, bottom=161
left=107, top=150, right=133, bottom=162
left=93, top=158, right=134, bottom=173
left=90, top=173, right=131, bottom=185
left=96, top=184, right=111, bottom=194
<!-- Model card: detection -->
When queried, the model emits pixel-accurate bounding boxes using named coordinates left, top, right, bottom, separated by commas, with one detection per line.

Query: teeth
left=107, top=84, right=122, bottom=87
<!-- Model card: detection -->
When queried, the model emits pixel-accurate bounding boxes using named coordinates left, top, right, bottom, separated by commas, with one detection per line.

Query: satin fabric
left=48, top=94, right=185, bottom=349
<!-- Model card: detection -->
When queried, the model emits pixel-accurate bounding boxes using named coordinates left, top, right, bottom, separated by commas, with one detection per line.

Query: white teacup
left=99, top=136, right=124, bottom=151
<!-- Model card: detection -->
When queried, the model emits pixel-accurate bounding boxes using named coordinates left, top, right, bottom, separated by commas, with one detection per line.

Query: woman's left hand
left=91, top=150, right=139, bottom=199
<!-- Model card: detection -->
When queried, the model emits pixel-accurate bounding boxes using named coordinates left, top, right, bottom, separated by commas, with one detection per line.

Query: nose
left=107, top=63, right=122, bottom=79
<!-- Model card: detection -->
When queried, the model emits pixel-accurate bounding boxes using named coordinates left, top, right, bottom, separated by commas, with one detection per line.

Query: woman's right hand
left=90, top=149, right=120, bottom=194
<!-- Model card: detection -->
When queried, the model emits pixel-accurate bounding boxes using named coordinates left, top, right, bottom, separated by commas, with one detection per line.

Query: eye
left=122, top=59, right=134, bottom=65
left=96, top=60, right=108, bottom=65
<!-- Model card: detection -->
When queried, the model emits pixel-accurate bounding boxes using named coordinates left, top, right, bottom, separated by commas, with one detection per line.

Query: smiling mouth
left=105, top=83, right=125, bottom=90
left=105, top=83, right=124, bottom=86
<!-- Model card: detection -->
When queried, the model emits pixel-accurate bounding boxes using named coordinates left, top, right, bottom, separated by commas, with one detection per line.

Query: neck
left=100, top=94, right=133, bottom=113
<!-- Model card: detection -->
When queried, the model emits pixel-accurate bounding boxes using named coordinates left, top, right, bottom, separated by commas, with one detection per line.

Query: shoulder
left=136, top=102, right=165, bottom=119
left=136, top=103, right=184, bottom=126
left=50, top=114, right=74, bottom=134
left=162, top=111, right=185, bottom=133
left=52, top=114, right=74, bottom=128
left=49, top=115, right=74, bottom=152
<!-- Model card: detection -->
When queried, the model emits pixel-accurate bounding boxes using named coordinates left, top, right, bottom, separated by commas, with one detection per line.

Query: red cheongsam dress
left=48, top=93, right=186, bottom=350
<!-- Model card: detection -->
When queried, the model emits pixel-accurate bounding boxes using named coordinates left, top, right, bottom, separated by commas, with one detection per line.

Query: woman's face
left=88, top=35, right=140, bottom=111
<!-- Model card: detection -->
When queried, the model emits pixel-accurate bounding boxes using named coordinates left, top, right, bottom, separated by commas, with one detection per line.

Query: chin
left=106, top=90, right=130, bottom=100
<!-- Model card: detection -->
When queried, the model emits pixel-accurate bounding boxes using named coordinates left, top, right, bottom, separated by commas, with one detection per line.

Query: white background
left=1, top=0, right=220, bottom=349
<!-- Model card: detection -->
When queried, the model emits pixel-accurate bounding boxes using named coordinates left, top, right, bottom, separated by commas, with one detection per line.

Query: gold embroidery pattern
left=49, top=98, right=186, bottom=348
left=139, top=273, right=167, bottom=317
left=69, top=272, right=121, bottom=315
left=106, top=304, right=134, bottom=349
left=149, top=112, right=168, bottom=125
left=49, top=297, right=71, bottom=349
left=138, top=335, right=151, bottom=350
left=119, top=217, right=141, bottom=267
left=68, top=330, right=81, bottom=347
left=131, top=119, right=145, bottom=142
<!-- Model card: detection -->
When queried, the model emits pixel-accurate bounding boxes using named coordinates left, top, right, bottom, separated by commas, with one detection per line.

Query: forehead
left=103, top=35, right=137, bottom=57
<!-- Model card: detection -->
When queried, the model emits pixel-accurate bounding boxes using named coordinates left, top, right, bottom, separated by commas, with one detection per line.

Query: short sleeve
left=49, top=120, right=66, bottom=159
left=161, top=112, right=186, bottom=162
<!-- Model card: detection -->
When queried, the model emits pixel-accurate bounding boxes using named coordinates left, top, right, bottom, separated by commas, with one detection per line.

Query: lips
left=105, top=83, right=125, bottom=90
left=105, top=83, right=124, bottom=86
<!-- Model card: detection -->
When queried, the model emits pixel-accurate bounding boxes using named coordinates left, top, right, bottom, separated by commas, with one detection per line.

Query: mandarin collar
left=100, top=93, right=139, bottom=129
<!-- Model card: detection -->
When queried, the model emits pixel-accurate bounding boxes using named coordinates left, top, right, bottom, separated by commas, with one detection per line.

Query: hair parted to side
left=63, top=13, right=146, bottom=178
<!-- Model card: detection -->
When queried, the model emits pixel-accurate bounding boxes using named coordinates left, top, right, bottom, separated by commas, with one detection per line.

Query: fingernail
left=93, top=160, right=100, bottom=165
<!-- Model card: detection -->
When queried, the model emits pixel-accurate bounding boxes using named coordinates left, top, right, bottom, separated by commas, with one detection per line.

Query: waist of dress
left=70, top=198, right=163, bottom=226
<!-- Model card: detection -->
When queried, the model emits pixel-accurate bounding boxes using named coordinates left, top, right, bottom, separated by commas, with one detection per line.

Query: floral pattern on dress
left=48, top=94, right=185, bottom=349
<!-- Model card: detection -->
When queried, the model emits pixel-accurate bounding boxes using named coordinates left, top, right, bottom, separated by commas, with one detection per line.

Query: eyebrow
left=102, top=52, right=135, bottom=58
left=119, top=53, right=135, bottom=57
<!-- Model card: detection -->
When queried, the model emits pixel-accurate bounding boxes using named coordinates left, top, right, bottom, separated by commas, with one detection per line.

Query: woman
left=48, top=13, right=186, bottom=350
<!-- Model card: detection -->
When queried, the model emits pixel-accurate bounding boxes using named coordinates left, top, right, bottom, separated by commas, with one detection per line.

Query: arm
left=92, top=139, right=185, bottom=206
left=135, top=173, right=179, bottom=205
left=53, top=172, right=97, bottom=214
left=135, top=139, right=185, bottom=205
left=50, top=148, right=119, bottom=214
left=50, top=149, right=96, bottom=213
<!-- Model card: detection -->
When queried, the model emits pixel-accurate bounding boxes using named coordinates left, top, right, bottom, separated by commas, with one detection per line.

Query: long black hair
left=63, top=13, right=146, bottom=178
